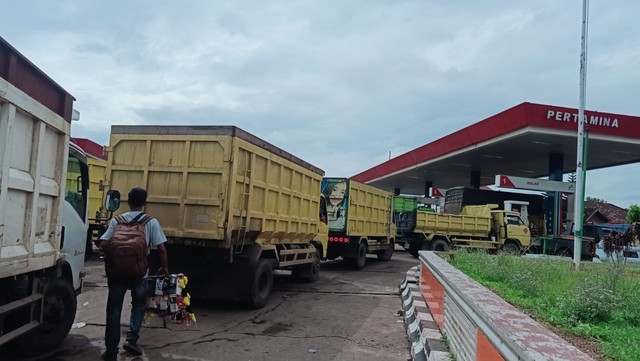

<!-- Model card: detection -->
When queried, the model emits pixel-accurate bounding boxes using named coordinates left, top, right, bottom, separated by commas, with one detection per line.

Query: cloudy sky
left=2, top=1, right=639, bottom=208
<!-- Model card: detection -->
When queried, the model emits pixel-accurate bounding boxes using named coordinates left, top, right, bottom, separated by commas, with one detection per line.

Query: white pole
left=573, top=0, right=589, bottom=270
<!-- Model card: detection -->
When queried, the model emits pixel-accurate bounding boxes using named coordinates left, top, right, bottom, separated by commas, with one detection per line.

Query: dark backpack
left=103, top=213, right=153, bottom=280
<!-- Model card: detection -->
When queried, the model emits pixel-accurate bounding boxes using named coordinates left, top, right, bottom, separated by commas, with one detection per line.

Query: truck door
left=62, top=145, right=89, bottom=290
left=505, top=213, right=531, bottom=247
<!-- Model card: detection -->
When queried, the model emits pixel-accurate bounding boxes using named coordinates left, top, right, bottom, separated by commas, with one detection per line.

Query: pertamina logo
left=547, top=110, right=619, bottom=128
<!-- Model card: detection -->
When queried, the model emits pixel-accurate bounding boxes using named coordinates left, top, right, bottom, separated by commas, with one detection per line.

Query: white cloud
left=1, top=0, right=639, bottom=208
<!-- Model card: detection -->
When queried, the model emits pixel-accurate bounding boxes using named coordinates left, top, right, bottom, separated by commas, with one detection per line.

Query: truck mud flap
left=327, top=237, right=360, bottom=259
left=191, top=259, right=254, bottom=302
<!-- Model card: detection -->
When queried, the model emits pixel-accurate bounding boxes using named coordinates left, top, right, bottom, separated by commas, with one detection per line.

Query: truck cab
left=63, top=142, right=91, bottom=288
left=491, top=210, right=532, bottom=252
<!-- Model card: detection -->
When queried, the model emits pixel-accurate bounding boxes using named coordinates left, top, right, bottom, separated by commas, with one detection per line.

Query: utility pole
left=573, top=0, right=589, bottom=270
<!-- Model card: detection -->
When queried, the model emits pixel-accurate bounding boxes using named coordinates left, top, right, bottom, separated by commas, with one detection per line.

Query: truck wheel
left=18, top=278, right=77, bottom=356
left=431, top=239, right=449, bottom=252
left=376, top=241, right=394, bottom=261
left=292, top=248, right=321, bottom=282
left=502, top=241, right=521, bottom=255
left=250, top=259, right=274, bottom=309
left=409, top=235, right=429, bottom=258
left=345, top=242, right=367, bottom=270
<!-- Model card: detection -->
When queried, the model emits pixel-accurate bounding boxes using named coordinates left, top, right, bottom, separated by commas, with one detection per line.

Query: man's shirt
left=100, top=211, right=167, bottom=249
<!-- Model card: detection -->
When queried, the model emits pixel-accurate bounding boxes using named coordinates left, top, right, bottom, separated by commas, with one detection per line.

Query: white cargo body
left=0, top=36, right=85, bottom=355
left=0, top=76, right=70, bottom=280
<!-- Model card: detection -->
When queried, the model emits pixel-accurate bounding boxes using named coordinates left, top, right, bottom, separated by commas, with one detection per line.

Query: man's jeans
left=105, top=277, right=147, bottom=356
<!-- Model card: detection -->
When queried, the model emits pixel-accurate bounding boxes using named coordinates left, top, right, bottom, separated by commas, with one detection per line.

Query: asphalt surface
left=6, top=248, right=417, bottom=361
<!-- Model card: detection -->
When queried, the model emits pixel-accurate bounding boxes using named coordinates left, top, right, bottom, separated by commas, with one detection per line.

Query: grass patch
left=448, top=250, right=640, bottom=361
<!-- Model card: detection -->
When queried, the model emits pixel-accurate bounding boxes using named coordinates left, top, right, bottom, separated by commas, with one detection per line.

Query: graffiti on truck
left=321, top=178, right=348, bottom=231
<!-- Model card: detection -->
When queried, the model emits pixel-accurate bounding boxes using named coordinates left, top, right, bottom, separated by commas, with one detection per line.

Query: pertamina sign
left=547, top=109, right=619, bottom=128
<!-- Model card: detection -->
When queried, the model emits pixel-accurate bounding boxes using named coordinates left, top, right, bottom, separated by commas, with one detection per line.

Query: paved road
left=6, top=248, right=417, bottom=361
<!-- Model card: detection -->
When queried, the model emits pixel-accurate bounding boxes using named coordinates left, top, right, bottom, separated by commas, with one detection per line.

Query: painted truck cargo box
left=322, top=177, right=396, bottom=269
left=393, top=196, right=436, bottom=233
left=104, top=126, right=327, bottom=308
left=106, top=126, right=325, bottom=248
left=322, top=177, right=394, bottom=237
left=0, top=75, right=69, bottom=280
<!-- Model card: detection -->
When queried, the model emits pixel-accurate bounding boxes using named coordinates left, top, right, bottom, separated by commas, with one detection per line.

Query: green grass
left=447, top=250, right=640, bottom=361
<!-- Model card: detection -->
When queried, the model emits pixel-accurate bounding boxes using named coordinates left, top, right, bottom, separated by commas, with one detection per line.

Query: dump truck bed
left=413, top=205, right=492, bottom=238
left=0, top=36, right=73, bottom=278
left=106, top=126, right=325, bottom=248
left=322, top=177, right=394, bottom=237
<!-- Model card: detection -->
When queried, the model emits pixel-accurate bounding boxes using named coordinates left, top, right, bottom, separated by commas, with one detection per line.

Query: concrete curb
left=399, top=265, right=451, bottom=361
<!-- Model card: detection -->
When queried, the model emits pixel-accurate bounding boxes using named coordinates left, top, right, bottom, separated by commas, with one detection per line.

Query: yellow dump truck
left=66, top=156, right=108, bottom=261
left=103, top=126, right=328, bottom=308
left=83, top=157, right=108, bottom=260
left=400, top=204, right=531, bottom=257
left=87, top=157, right=107, bottom=217
left=322, top=178, right=396, bottom=269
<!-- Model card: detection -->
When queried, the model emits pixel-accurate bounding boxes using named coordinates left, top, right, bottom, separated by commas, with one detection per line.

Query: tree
left=626, top=204, right=640, bottom=223
left=586, top=196, right=606, bottom=204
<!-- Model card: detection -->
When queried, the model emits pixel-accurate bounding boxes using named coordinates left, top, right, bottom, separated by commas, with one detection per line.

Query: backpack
left=103, top=213, right=153, bottom=280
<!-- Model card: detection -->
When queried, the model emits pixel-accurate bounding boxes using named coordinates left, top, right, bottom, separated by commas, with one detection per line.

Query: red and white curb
left=400, top=265, right=451, bottom=361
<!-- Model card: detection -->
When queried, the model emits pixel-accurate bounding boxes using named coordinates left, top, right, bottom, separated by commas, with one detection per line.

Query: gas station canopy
left=352, top=102, right=640, bottom=195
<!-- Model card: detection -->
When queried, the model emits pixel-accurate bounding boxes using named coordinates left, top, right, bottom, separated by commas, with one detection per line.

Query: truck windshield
left=506, top=214, right=523, bottom=225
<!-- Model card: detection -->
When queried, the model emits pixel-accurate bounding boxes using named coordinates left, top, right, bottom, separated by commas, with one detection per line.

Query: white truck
left=0, top=37, right=88, bottom=355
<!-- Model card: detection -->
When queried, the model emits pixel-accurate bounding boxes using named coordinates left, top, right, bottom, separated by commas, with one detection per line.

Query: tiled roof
left=584, top=202, right=628, bottom=224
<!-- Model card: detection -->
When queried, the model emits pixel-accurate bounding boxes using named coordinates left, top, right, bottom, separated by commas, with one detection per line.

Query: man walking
left=99, top=187, right=169, bottom=361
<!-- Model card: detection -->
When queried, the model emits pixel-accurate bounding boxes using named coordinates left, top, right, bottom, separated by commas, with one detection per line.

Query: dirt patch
left=553, top=330, right=611, bottom=361
left=519, top=308, right=611, bottom=361
left=261, top=322, right=292, bottom=336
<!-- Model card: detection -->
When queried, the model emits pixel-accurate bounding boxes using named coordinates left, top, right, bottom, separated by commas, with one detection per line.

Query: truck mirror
left=76, top=176, right=83, bottom=193
left=105, top=190, right=121, bottom=212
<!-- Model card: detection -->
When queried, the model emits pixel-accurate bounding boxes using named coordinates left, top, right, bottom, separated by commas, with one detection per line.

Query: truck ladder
left=236, top=152, right=254, bottom=255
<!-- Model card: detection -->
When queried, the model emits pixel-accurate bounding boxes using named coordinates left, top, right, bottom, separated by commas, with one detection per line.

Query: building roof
left=584, top=201, right=628, bottom=224
left=352, top=102, right=640, bottom=195
left=71, top=137, right=107, bottom=160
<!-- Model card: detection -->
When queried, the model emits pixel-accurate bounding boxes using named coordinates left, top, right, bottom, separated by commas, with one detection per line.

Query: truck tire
left=18, top=278, right=77, bottom=356
left=291, top=248, right=321, bottom=282
left=409, top=236, right=428, bottom=258
left=249, top=258, right=274, bottom=309
left=502, top=241, right=520, bottom=255
left=376, top=241, right=394, bottom=261
left=345, top=242, right=367, bottom=270
left=431, top=239, right=449, bottom=252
